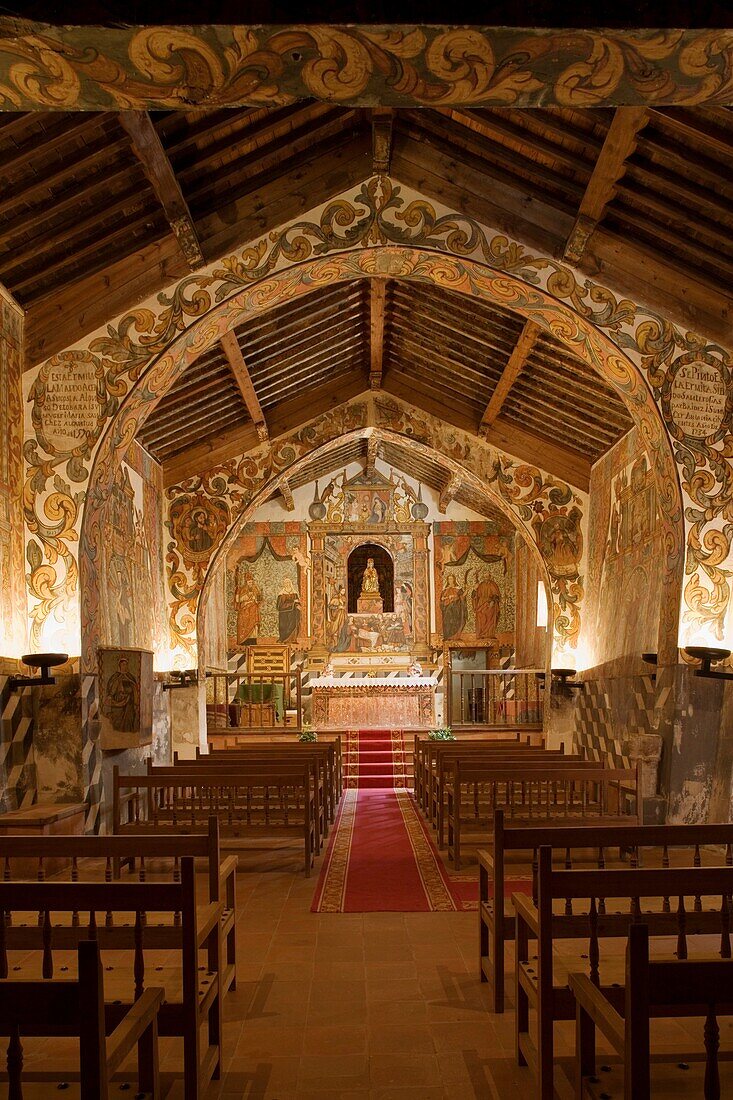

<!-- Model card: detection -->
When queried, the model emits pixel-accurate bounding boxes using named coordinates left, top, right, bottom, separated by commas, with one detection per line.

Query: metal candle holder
left=683, top=646, right=733, bottom=681
left=8, top=653, right=68, bottom=692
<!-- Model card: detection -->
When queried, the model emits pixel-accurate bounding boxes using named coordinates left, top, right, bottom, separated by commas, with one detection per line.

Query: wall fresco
left=23, top=175, right=711, bottom=688
left=224, top=522, right=307, bottom=656
left=0, top=288, right=24, bottom=657
left=0, top=24, right=729, bottom=111
left=586, top=428, right=664, bottom=668
left=433, top=522, right=515, bottom=645
left=99, top=441, right=166, bottom=660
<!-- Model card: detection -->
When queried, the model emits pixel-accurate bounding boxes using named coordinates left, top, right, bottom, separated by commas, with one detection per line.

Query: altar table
left=310, top=676, right=435, bottom=729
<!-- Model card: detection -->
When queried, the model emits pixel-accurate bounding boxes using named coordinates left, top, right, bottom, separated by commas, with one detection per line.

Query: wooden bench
left=571, top=921, right=733, bottom=1100
left=432, top=746, right=578, bottom=841
left=0, top=938, right=164, bottom=1099
left=190, top=739, right=341, bottom=827
left=114, top=765, right=317, bottom=876
left=206, top=731, right=344, bottom=792
left=479, top=814, right=733, bottom=1012
left=147, top=756, right=327, bottom=857
left=515, top=848, right=733, bottom=1099
left=0, top=814, right=237, bottom=996
left=413, top=735, right=540, bottom=816
left=0, top=801, right=86, bottom=876
left=446, top=761, right=635, bottom=869
left=0, top=857, right=221, bottom=1100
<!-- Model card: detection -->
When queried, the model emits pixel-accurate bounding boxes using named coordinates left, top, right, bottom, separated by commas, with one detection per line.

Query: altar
left=310, top=675, right=436, bottom=729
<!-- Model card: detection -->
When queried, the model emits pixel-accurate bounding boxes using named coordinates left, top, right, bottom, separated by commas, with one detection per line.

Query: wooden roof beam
left=220, top=330, right=269, bottom=442
left=372, top=108, right=394, bottom=175
left=439, top=472, right=463, bottom=513
left=370, top=278, right=387, bottom=390
left=563, top=107, right=649, bottom=264
left=479, top=319, right=541, bottom=436
left=118, top=111, right=205, bottom=270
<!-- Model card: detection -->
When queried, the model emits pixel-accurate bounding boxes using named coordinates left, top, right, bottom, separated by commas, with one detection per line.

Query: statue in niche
left=360, top=557, right=381, bottom=597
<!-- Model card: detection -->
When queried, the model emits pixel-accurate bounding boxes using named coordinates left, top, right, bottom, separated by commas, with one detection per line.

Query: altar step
left=343, top=730, right=413, bottom=789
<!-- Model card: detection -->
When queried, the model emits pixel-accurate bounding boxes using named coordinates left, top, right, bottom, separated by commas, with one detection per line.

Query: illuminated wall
left=0, top=287, right=24, bottom=658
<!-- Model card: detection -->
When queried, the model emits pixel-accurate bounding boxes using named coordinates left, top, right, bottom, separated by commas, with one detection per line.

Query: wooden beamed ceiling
left=0, top=103, right=729, bottom=369
left=138, top=277, right=633, bottom=492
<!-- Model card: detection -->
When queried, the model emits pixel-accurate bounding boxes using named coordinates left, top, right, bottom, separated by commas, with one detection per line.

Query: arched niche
left=347, top=543, right=395, bottom=613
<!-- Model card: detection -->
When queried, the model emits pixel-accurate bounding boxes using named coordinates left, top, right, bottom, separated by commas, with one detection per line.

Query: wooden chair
left=0, top=939, right=163, bottom=1099
left=0, top=857, right=222, bottom=1100
left=515, top=847, right=733, bottom=1098
left=478, top=813, right=733, bottom=1013
left=571, top=922, right=733, bottom=1099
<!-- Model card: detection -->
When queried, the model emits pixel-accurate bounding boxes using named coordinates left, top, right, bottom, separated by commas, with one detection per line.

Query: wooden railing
left=446, top=667, right=545, bottom=728
left=206, top=670, right=302, bottom=732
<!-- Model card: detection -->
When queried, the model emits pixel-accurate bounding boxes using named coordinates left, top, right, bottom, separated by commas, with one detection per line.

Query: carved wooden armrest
left=106, top=987, right=164, bottom=1076
left=568, top=973, right=625, bottom=1052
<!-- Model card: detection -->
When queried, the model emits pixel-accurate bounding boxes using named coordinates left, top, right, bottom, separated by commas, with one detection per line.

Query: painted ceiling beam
left=563, top=106, right=649, bottom=264
left=479, top=319, right=541, bottom=436
left=117, top=111, right=205, bottom=270
left=280, top=477, right=295, bottom=511
left=439, top=471, right=463, bottom=513
left=369, top=278, right=387, bottom=389
left=372, top=108, right=394, bottom=175
left=220, top=330, right=269, bottom=442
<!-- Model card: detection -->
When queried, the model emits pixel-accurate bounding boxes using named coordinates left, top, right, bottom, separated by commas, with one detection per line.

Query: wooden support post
left=118, top=111, right=205, bottom=270
left=280, top=478, right=294, bottom=512
left=372, top=109, right=394, bottom=175
left=369, top=278, right=387, bottom=390
left=563, top=107, right=649, bottom=263
left=439, top=472, right=462, bottom=513
left=220, top=330, right=269, bottom=442
left=366, top=434, right=380, bottom=472
left=479, top=320, right=541, bottom=436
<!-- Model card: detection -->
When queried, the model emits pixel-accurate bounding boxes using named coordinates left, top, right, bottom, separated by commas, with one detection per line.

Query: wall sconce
left=8, top=653, right=69, bottom=692
left=683, top=646, right=733, bottom=681
left=550, top=667, right=583, bottom=698
left=642, top=653, right=657, bottom=681
left=162, top=669, right=200, bottom=691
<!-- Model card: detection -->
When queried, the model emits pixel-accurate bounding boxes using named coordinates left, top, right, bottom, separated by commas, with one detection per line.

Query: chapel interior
left=0, top=4, right=732, bottom=1098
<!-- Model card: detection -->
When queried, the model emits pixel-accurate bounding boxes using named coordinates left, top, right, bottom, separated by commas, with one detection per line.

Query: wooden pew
left=147, top=756, right=327, bottom=856
left=445, top=760, right=632, bottom=868
left=190, top=739, right=341, bottom=826
left=0, top=857, right=221, bottom=1100
left=432, top=745, right=577, bottom=839
left=515, top=848, right=733, bottom=1099
left=0, top=815, right=238, bottom=995
left=0, top=938, right=164, bottom=1099
left=570, top=921, right=733, bottom=1100
left=206, top=732, right=344, bottom=793
left=479, top=813, right=733, bottom=1013
left=414, top=734, right=539, bottom=816
left=114, top=765, right=317, bottom=876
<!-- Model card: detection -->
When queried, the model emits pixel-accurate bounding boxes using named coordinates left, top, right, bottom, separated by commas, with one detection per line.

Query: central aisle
left=312, top=787, right=475, bottom=913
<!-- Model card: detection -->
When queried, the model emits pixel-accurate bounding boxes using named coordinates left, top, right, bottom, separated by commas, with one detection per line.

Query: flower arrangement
left=428, top=727, right=455, bottom=741
left=299, top=723, right=318, bottom=743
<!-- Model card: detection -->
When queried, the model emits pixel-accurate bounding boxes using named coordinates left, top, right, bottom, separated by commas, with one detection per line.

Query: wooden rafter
left=366, top=434, right=380, bottom=471
left=369, top=279, right=387, bottom=389
left=439, top=472, right=463, bottom=513
left=220, top=330, right=269, bottom=442
left=372, top=108, right=394, bottom=174
left=479, top=319, right=541, bottom=436
left=280, top=478, right=295, bottom=511
left=118, top=111, right=205, bottom=270
left=563, top=107, right=649, bottom=264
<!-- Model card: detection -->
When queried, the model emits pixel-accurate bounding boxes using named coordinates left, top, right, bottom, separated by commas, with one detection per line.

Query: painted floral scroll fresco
left=224, top=522, right=308, bottom=656
left=0, top=24, right=730, bottom=111
left=24, top=175, right=728, bottom=671
left=434, top=522, right=515, bottom=646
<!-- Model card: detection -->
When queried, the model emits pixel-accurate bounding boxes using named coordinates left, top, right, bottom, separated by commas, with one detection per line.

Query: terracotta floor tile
left=369, top=1052, right=442, bottom=1088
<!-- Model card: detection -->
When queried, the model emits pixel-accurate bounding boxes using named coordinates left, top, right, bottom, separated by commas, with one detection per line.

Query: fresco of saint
left=328, top=584, right=351, bottom=652
left=472, top=573, right=501, bottom=638
left=235, top=566, right=263, bottom=644
left=440, top=578, right=467, bottom=640
left=277, top=576, right=301, bottom=643
left=104, top=656, right=139, bottom=732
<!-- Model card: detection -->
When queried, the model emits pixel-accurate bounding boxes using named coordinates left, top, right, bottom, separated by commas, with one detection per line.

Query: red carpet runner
left=343, top=729, right=409, bottom=788
left=311, top=788, right=477, bottom=913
